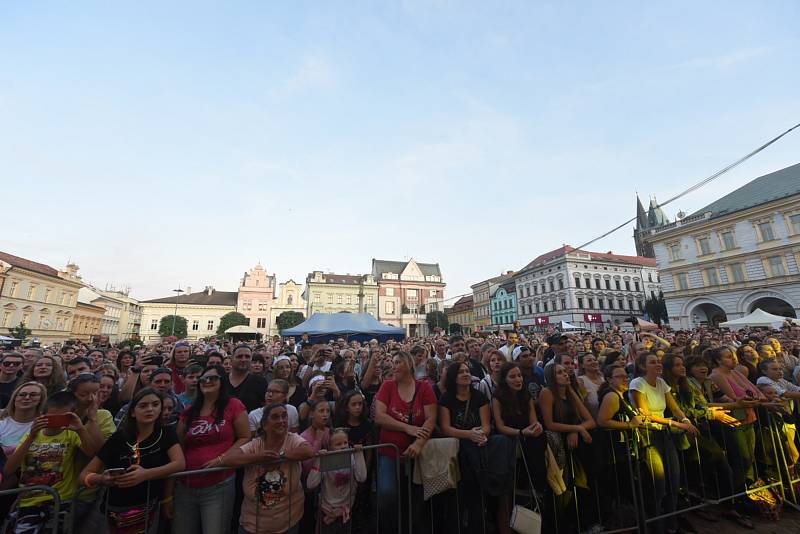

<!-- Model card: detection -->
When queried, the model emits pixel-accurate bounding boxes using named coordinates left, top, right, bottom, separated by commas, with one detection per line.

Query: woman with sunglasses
left=0, top=382, right=47, bottom=457
left=80, top=387, right=185, bottom=534
left=169, top=365, right=250, bottom=534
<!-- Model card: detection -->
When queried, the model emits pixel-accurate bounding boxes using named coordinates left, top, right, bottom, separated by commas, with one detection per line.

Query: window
left=577, top=297, right=584, bottom=309
left=598, top=299, right=604, bottom=310
left=605, top=279, right=611, bottom=290
left=540, top=283, right=546, bottom=294
left=257, top=318, right=267, bottom=328
left=526, top=285, right=531, bottom=297
left=45, top=288, right=52, bottom=303
left=150, top=319, right=158, bottom=330
left=551, top=300, right=557, bottom=311
left=561, top=298, right=566, bottom=309
left=615, top=280, right=621, bottom=290
left=728, top=263, right=746, bottom=283
left=314, top=293, right=321, bottom=304
left=548, top=281, right=554, bottom=292
left=192, top=320, right=199, bottom=331
left=668, top=242, right=682, bottom=261
left=608, top=299, right=614, bottom=310
left=258, top=302, right=268, bottom=311
left=757, top=221, right=775, bottom=242
left=574, top=277, right=581, bottom=288
left=634, top=281, right=640, bottom=292
left=26, top=285, right=36, bottom=300
left=628, top=299, right=634, bottom=310
left=720, top=231, right=736, bottom=250
left=429, top=289, right=437, bottom=298
left=8, top=281, right=18, bottom=297
left=647, top=273, right=652, bottom=282
left=618, top=299, right=624, bottom=310
left=625, top=280, right=631, bottom=291
left=386, top=287, right=394, bottom=297
left=59, top=292, right=66, bottom=305
left=1, top=311, right=11, bottom=327
left=346, top=295, right=352, bottom=305
left=242, top=300, right=252, bottom=311
left=595, top=278, right=601, bottom=289
left=367, top=295, right=374, bottom=305
left=535, top=303, right=541, bottom=313
left=697, top=236, right=711, bottom=256
left=385, top=301, right=395, bottom=314
left=337, top=294, right=343, bottom=304
left=558, top=279, right=564, bottom=290
left=287, top=294, right=293, bottom=305
left=327, top=294, right=334, bottom=304
left=588, top=298, right=594, bottom=309
left=766, top=255, right=786, bottom=277
left=704, top=267, right=720, bottom=286
left=543, top=302, right=548, bottom=312
left=638, top=301, right=644, bottom=311
left=207, top=320, right=214, bottom=330
left=676, top=273, right=690, bottom=290
left=790, top=214, right=800, bottom=235
left=407, top=289, right=418, bottom=300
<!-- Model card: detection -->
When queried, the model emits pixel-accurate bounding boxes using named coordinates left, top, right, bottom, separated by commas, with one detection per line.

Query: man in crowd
left=0, top=351, right=24, bottom=408
left=66, top=357, right=93, bottom=380
left=433, top=338, right=449, bottom=363
left=166, top=341, right=191, bottom=394
left=228, top=345, right=268, bottom=412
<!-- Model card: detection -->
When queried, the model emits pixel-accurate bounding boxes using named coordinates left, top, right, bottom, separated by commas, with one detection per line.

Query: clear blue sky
left=3, top=1, right=799, bottom=302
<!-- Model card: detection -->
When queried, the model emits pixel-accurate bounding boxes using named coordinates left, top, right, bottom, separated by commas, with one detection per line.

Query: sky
left=2, top=1, right=800, bottom=304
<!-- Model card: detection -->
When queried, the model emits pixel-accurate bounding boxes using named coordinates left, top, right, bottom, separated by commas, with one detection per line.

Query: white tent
left=224, top=325, right=261, bottom=334
left=719, top=308, right=793, bottom=329
left=559, top=321, right=583, bottom=330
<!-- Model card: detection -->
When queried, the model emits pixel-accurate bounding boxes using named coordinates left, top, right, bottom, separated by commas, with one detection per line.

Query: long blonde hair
left=21, top=355, right=66, bottom=395
left=0, top=381, right=48, bottom=420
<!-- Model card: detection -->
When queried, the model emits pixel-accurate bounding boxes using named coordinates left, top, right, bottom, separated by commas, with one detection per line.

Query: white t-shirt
left=629, top=377, right=671, bottom=422
left=0, top=417, right=33, bottom=455
left=248, top=404, right=299, bottom=433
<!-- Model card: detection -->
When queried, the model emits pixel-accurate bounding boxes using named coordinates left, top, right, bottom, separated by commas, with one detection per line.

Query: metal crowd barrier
left=0, top=484, right=63, bottom=534
left=65, top=442, right=400, bottom=534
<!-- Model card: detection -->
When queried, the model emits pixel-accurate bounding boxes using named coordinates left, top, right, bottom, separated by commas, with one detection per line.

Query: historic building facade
left=0, top=252, right=82, bottom=345
left=372, top=259, right=445, bottom=336
left=140, top=286, right=237, bottom=342
left=78, top=287, right=124, bottom=342
left=236, top=264, right=276, bottom=337
left=471, top=272, right=515, bottom=331
left=491, top=278, right=518, bottom=327
left=71, top=301, right=105, bottom=342
left=445, top=295, right=475, bottom=334
left=515, top=246, right=660, bottom=330
left=305, top=272, right=378, bottom=317
left=268, top=280, right=307, bottom=336
left=642, top=163, right=800, bottom=328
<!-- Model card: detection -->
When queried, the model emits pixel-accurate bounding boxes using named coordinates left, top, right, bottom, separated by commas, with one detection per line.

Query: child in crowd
left=306, top=428, right=367, bottom=534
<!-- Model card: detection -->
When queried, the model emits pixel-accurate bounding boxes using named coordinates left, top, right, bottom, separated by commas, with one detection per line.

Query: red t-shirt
left=167, top=361, right=186, bottom=394
left=375, top=379, right=436, bottom=459
left=180, top=397, right=246, bottom=487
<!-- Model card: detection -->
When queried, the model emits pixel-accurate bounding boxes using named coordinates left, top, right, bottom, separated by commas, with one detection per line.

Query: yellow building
left=269, top=280, right=306, bottom=336
left=471, top=272, right=515, bottom=331
left=446, top=295, right=475, bottom=334
left=72, top=301, right=105, bottom=342
left=140, top=286, right=237, bottom=342
left=305, top=271, right=378, bottom=317
left=0, top=252, right=82, bottom=345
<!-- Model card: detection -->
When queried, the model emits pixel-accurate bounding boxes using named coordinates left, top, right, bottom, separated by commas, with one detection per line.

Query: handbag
left=510, top=441, right=542, bottom=534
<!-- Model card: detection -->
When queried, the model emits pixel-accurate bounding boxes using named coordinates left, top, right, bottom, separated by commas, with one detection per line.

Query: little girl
left=306, top=428, right=367, bottom=533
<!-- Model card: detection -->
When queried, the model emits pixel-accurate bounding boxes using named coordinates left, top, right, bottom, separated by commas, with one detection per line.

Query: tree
left=449, top=323, right=462, bottom=334
left=9, top=322, right=31, bottom=341
left=158, top=315, right=188, bottom=339
left=217, top=312, right=250, bottom=336
left=277, top=311, right=305, bottom=332
left=118, top=338, right=143, bottom=349
left=426, top=311, right=449, bottom=333
left=644, top=291, right=669, bottom=325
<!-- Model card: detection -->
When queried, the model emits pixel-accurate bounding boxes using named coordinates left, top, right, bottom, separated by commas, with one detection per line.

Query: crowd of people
left=0, top=322, right=799, bottom=534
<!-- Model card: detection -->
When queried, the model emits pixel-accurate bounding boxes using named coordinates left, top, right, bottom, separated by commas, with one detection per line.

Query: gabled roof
left=143, top=289, right=238, bottom=306
left=0, top=251, right=60, bottom=278
left=470, top=271, right=514, bottom=289
left=520, top=245, right=656, bottom=273
left=371, top=259, right=442, bottom=279
left=692, top=162, right=800, bottom=219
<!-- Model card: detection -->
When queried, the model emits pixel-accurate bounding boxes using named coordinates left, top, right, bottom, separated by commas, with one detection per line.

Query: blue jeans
left=174, top=476, right=235, bottom=534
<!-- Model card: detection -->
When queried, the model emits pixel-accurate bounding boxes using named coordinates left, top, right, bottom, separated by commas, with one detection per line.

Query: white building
left=642, top=163, right=800, bottom=328
left=515, top=246, right=660, bottom=330
left=140, top=286, right=237, bottom=342
left=268, top=280, right=306, bottom=337
left=78, top=287, right=124, bottom=342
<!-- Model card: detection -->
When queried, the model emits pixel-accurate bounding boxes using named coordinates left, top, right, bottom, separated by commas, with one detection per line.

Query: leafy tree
left=9, top=322, right=31, bottom=341
left=277, top=311, right=305, bottom=332
left=426, top=311, right=449, bottom=332
left=217, top=312, right=250, bottom=336
left=644, top=291, right=669, bottom=325
left=158, top=315, right=188, bottom=339
left=118, top=338, right=143, bottom=349
left=449, top=323, right=462, bottom=334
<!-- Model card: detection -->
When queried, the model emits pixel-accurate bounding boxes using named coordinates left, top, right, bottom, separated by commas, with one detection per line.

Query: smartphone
left=44, top=414, right=72, bottom=428
left=103, top=468, right=127, bottom=476
left=323, top=372, right=333, bottom=379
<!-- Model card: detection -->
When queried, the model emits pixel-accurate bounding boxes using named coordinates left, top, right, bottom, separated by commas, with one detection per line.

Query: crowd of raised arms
left=1, top=323, right=800, bottom=534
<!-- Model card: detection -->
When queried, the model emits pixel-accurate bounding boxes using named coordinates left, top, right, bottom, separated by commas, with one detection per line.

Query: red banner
left=583, top=313, right=603, bottom=323
left=534, top=317, right=550, bottom=325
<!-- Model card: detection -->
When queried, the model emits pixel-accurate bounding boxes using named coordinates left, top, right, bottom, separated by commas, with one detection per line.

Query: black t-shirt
left=468, top=358, right=486, bottom=380
left=230, top=373, right=268, bottom=412
left=0, top=378, right=20, bottom=409
left=438, top=389, right=489, bottom=430
left=343, top=420, right=374, bottom=447
left=97, top=426, right=180, bottom=507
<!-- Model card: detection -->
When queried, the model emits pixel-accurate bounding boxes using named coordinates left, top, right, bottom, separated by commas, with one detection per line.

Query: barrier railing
left=0, top=484, right=63, bottom=534
left=65, top=442, right=400, bottom=534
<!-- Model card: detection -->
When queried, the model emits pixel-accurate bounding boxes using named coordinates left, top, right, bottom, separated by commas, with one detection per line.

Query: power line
left=573, top=121, right=800, bottom=251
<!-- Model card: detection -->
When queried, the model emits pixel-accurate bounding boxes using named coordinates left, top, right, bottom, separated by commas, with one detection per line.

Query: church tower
left=633, top=194, right=670, bottom=258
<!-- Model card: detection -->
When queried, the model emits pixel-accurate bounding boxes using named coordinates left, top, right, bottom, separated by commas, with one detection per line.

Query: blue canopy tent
left=282, top=312, right=406, bottom=343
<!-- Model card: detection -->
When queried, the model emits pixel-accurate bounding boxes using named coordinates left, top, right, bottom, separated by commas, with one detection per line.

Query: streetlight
left=171, top=287, right=184, bottom=336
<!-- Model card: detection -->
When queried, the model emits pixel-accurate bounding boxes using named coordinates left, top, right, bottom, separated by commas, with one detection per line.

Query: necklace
left=126, top=428, right=163, bottom=466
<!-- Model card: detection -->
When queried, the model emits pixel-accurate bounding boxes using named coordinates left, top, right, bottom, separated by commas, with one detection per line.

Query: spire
left=636, top=194, right=648, bottom=229
left=647, top=196, right=670, bottom=227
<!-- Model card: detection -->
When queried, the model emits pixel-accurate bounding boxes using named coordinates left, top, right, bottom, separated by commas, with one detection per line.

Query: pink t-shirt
left=375, top=379, right=436, bottom=459
left=240, top=433, right=307, bottom=534
left=299, top=427, right=330, bottom=476
left=180, top=397, right=246, bottom=488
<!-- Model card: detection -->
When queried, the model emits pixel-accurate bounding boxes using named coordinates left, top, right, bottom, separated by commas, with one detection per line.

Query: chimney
left=205, top=286, right=213, bottom=295
left=186, top=286, right=192, bottom=295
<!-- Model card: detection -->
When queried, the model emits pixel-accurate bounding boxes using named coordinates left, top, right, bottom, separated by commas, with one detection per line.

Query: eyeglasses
left=199, top=375, right=221, bottom=384
left=17, top=392, right=42, bottom=398
left=2, top=361, right=22, bottom=367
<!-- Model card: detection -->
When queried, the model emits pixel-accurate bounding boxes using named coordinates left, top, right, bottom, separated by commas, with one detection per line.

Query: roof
left=143, top=289, right=238, bottom=306
left=520, top=245, right=656, bottom=273
left=371, top=259, right=442, bottom=279
left=470, top=271, right=514, bottom=289
left=498, top=278, right=517, bottom=293
left=692, top=162, right=800, bottom=219
left=0, top=251, right=60, bottom=278
left=282, top=312, right=405, bottom=339
left=450, top=295, right=474, bottom=312
left=307, top=273, right=370, bottom=285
